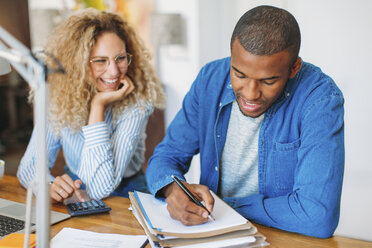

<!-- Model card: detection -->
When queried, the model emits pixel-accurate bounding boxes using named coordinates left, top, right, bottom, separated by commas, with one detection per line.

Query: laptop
left=0, top=198, right=70, bottom=238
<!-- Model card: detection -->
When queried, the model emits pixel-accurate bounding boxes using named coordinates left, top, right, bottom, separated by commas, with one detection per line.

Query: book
left=129, top=191, right=268, bottom=247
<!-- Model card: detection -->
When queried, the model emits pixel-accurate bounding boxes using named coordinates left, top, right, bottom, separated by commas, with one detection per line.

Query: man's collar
left=220, top=78, right=235, bottom=108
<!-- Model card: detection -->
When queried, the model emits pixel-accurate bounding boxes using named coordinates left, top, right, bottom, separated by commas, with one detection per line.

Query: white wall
left=155, top=0, right=199, bottom=126
left=29, top=0, right=75, bottom=9
left=288, top=0, right=372, bottom=241
left=155, top=0, right=202, bottom=183
left=157, top=0, right=372, bottom=240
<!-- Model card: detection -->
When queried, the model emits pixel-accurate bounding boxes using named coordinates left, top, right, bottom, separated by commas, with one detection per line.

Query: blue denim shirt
left=146, top=57, right=345, bottom=238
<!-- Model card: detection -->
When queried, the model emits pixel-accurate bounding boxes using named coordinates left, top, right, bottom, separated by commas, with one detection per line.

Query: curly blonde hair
left=38, top=8, right=165, bottom=133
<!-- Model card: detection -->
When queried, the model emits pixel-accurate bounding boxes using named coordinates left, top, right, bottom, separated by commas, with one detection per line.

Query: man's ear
left=289, top=57, right=302, bottom=79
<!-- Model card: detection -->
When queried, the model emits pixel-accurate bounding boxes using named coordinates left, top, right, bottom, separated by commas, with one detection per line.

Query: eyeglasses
left=89, top=52, right=132, bottom=73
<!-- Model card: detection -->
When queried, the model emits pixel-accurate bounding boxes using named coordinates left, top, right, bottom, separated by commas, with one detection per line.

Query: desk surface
left=1, top=175, right=371, bottom=248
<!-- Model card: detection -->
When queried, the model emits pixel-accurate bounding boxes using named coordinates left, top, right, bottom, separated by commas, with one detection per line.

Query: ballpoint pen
left=140, top=238, right=149, bottom=248
left=171, top=175, right=215, bottom=221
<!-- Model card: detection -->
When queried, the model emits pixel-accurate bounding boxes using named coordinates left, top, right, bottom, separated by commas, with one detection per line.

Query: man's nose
left=243, top=80, right=261, bottom=100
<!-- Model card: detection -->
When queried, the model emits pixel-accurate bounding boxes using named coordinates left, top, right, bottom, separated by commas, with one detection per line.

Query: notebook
left=0, top=198, right=70, bottom=238
left=129, top=191, right=268, bottom=247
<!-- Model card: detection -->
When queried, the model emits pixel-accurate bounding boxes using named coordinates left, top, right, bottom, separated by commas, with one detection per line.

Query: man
left=146, top=5, right=344, bottom=238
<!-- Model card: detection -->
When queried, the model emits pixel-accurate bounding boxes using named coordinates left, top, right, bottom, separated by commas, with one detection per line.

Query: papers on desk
left=129, top=191, right=268, bottom=247
left=50, top=228, right=148, bottom=248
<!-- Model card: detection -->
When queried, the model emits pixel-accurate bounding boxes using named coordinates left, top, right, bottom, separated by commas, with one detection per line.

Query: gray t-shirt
left=219, top=101, right=264, bottom=198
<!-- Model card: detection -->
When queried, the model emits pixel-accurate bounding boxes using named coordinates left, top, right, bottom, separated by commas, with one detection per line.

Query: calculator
left=66, top=199, right=111, bottom=216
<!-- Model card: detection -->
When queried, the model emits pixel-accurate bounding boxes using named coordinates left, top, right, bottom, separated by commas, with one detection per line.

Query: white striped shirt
left=17, top=102, right=153, bottom=199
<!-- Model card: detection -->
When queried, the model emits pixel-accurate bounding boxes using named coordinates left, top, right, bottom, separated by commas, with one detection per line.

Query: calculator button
left=76, top=203, right=83, bottom=210
left=70, top=204, right=77, bottom=211
left=97, top=200, right=106, bottom=208
left=81, top=202, right=88, bottom=209
left=91, top=199, right=100, bottom=208
left=86, top=201, right=93, bottom=208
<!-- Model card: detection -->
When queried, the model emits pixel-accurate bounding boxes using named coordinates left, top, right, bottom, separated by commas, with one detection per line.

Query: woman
left=17, top=8, right=165, bottom=202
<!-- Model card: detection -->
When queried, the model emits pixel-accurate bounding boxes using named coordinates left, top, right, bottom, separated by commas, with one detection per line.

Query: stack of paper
left=129, top=191, right=268, bottom=248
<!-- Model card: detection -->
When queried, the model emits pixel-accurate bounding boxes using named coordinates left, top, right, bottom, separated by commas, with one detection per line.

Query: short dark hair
left=231, top=5, right=301, bottom=66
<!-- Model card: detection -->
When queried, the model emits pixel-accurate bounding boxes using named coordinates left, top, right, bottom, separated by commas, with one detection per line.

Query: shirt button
left=286, top=92, right=290, bottom=97
left=219, top=102, right=222, bottom=107
left=215, top=166, right=218, bottom=171
left=217, top=134, right=221, bottom=138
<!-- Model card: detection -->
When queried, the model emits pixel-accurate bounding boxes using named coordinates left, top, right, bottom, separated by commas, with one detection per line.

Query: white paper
left=135, top=191, right=249, bottom=234
left=177, top=236, right=256, bottom=248
left=51, top=227, right=147, bottom=248
left=146, top=235, right=255, bottom=248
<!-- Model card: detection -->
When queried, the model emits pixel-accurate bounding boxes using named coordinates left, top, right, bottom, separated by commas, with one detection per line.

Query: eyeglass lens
left=90, top=53, right=132, bottom=72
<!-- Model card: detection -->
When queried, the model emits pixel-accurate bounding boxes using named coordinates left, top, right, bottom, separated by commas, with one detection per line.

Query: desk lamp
left=0, top=25, right=63, bottom=248
left=0, top=55, right=11, bottom=75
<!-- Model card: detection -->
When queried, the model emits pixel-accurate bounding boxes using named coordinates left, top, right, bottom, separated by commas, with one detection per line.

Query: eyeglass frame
left=89, top=52, right=132, bottom=72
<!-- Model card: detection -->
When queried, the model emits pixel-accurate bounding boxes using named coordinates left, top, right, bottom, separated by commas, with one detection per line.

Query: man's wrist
left=162, top=182, right=176, bottom=198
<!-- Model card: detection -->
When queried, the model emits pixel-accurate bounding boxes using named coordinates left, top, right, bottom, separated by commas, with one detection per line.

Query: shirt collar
left=220, top=77, right=235, bottom=108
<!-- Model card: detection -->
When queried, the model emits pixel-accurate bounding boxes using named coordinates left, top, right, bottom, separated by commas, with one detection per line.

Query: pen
left=140, top=238, right=149, bottom=248
left=171, top=175, right=215, bottom=221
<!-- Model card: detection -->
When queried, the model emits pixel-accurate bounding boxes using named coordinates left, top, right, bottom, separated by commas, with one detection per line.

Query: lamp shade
left=0, top=57, right=11, bottom=75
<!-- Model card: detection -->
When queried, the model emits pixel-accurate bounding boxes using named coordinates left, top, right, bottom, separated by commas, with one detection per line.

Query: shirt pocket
left=272, top=138, right=301, bottom=192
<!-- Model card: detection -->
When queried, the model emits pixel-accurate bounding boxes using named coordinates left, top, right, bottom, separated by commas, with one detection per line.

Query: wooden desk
left=1, top=175, right=372, bottom=248
left=0, top=175, right=145, bottom=242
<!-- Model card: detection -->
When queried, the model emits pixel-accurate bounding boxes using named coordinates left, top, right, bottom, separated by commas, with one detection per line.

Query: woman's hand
left=92, top=75, right=135, bottom=107
left=88, top=76, right=135, bottom=124
left=50, top=173, right=84, bottom=203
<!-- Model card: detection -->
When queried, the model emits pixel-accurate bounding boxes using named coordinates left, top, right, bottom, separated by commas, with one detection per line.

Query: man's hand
left=50, top=173, right=84, bottom=203
left=163, top=181, right=215, bottom=225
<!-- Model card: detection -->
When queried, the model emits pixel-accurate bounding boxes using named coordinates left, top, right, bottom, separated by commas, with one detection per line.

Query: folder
left=129, top=191, right=268, bottom=247
left=0, top=233, right=36, bottom=247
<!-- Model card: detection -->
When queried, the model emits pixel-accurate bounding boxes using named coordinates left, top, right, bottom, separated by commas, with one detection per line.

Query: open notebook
left=0, top=198, right=70, bottom=238
left=129, top=191, right=268, bottom=247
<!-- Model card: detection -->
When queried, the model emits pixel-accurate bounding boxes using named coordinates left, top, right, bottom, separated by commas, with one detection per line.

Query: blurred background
left=0, top=0, right=371, bottom=241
